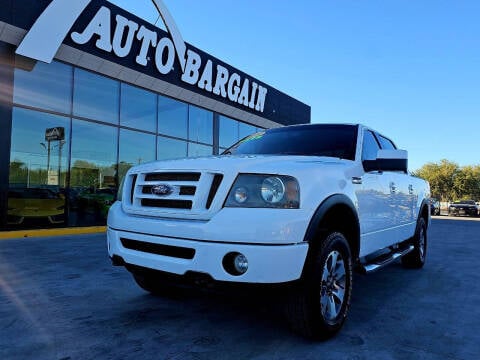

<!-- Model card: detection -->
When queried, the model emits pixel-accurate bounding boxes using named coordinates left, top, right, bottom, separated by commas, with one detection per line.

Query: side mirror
left=363, top=149, right=408, bottom=173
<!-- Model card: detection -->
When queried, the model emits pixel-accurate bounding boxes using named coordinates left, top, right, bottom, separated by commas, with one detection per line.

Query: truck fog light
left=234, top=253, right=248, bottom=274
left=223, top=252, right=249, bottom=276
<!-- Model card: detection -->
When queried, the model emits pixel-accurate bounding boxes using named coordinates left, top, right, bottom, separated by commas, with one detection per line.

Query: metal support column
left=0, top=42, right=15, bottom=229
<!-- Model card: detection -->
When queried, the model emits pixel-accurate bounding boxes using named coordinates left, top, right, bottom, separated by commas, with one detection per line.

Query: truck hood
left=130, top=155, right=353, bottom=175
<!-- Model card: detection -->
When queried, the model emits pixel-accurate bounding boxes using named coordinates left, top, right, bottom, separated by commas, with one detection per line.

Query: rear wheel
left=402, top=217, right=427, bottom=268
left=285, top=232, right=353, bottom=340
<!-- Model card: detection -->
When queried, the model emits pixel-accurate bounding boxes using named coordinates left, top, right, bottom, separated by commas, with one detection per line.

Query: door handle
left=390, top=182, right=397, bottom=194
left=352, top=177, right=362, bottom=185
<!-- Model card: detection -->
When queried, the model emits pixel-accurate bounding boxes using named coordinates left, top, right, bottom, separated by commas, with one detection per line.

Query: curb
left=0, top=226, right=107, bottom=240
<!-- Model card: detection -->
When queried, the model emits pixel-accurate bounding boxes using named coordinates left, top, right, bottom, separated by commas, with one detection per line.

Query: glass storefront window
left=119, top=129, right=156, bottom=181
left=189, top=143, right=213, bottom=157
left=157, top=136, right=187, bottom=160
left=70, top=119, right=118, bottom=226
left=14, top=61, right=72, bottom=114
left=8, top=107, right=70, bottom=229
left=219, top=115, right=239, bottom=149
left=73, top=68, right=120, bottom=124
left=239, top=122, right=257, bottom=139
left=189, top=105, right=213, bottom=145
left=158, top=96, right=188, bottom=139
left=120, top=83, right=156, bottom=132
left=6, top=57, right=267, bottom=231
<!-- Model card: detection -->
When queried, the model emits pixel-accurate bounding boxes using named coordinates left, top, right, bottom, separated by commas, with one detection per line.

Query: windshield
left=9, top=188, right=60, bottom=199
left=222, top=124, right=358, bottom=160
left=454, top=200, right=475, bottom=205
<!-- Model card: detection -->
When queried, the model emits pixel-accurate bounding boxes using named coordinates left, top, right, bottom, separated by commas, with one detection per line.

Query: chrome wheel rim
left=320, top=250, right=346, bottom=321
left=418, top=225, right=426, bottom=261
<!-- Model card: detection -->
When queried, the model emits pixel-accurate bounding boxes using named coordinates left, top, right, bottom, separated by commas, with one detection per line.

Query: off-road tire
left=285, top=232, right=353, bottom=340
left=402, top=217, right=427, bottom=268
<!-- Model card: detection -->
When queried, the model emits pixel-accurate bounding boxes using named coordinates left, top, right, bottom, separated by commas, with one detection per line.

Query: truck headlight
left=225, top=174, right=300, bottom=209
left=234, top=187, right=248, bottom=204
left=261, top=176, right=285, bottom=204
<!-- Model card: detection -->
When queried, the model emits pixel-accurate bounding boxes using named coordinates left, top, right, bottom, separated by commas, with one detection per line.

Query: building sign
left=45, top=127, right=65, bottom=142
left=47, top=170, right=59, bottom=186
left=16, top=0, right=267, bottom=114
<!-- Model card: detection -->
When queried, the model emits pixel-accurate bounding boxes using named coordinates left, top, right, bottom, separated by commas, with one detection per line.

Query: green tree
left=9, top=159, right=28, bottom=184
left=453, top=166, right=480, bottom=200
left=414, top=160, right=460, bottom=201
left=415, top=160, right=480, bottom=201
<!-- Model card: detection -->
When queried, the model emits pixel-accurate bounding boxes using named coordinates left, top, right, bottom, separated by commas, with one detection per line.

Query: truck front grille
left=206, top=174, right=223, bottom=209
left=144, top=172, right=201, bottom=182
left=123, top=171, right=225, bottom=218
left=141, top=199, right=193, bottom=209
left=141, top=185, right=196, bottom=196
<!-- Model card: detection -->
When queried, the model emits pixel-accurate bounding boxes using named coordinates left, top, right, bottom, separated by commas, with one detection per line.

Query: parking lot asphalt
left=1, top=218, right=479, bottom=360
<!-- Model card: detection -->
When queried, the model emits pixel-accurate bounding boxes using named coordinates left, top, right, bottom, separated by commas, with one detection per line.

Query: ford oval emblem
left=151, top=184, right=173, bottom=196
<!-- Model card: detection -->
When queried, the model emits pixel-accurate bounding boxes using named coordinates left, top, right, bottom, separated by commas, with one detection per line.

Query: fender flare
left=419, top=198, right=431, bottom=225
left=300, top=194, right=360, bottom=279
left=303, top=194, right=360, bottom=245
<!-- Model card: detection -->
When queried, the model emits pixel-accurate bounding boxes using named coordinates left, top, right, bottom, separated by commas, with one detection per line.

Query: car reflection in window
left=76, top=187, right=116, bottom=221
left=7, top=188, right=65, bottom=226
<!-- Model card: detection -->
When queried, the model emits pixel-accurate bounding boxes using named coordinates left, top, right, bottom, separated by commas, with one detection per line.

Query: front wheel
left=285, top=232, right=353, bottom=340
left=402, top=217, right=427, bottom=268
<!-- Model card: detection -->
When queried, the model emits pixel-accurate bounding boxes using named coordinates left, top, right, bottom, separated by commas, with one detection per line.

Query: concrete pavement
left=0, top=218, right=479, bottom=359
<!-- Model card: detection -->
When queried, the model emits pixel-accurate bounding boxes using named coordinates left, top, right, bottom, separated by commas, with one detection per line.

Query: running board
left=360, top=245, right=414, bottom=274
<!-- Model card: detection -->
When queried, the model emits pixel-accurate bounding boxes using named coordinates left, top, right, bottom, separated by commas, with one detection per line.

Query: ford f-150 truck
left=107, top=123, right=430, bottom=339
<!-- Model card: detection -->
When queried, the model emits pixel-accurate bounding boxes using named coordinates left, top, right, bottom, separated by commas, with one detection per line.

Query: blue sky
left=110, top=0, right=480, bottom=171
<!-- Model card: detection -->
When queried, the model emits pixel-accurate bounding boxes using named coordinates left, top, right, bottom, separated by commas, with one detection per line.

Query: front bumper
left=107, top=227, right=309, bottom=284
left=107, top=200, right=312, bottom=283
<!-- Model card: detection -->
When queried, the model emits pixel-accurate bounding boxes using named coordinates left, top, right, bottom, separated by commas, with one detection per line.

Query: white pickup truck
left=107, top=123, right=430, bottom=339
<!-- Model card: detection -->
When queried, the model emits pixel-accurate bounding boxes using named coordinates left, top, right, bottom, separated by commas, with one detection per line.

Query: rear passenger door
left=376, top=133, right=416, bottom=227
left=355, top=130, right=393, bottom=237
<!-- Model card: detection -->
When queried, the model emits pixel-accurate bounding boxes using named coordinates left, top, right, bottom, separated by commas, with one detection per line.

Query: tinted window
left=158, top=96, right=188, bottom=139
left=8, top=107, right=69, bottom=229
left=120, top=83, right=156, bottom=132
left=157, top=136, right=187, bottom=160
left=119, top=129, right=156, bottom=181
left=224, top=125, right=358, bottom=160
left=14, top=61, right=72, bottom=114
left=362, top=131, right=381, bottom=161
left=70, top=120, right=118, bottom=226
left=70, top=119, right=117, bottom=189
left=239, top=122, right=257, bottom=139
left=377, top=134, right=396, bottom=150
left=454, top=200, right=475, bottom=205
left=189, top=105, right=213, bottom=144
left=219, top=116, right=239, bottom=148
left=10, top=107, right=70, bottom=188
left=73, top=68, right=120, bottom=124
left=189, top=143, right=213, bottom=157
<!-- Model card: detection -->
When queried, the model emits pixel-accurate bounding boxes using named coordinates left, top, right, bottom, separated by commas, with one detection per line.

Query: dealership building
left=0, top=0, right=310, bottom=232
